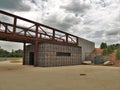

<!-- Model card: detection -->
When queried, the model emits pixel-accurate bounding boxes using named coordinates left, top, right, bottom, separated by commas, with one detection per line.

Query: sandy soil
left=0, top=61, right=120, bottom=90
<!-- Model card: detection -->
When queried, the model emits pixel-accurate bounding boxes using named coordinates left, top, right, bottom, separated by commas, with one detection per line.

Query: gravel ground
left=0, top=61, right=120, bottom=90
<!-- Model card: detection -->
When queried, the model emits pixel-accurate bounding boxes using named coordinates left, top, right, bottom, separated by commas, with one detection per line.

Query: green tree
left=0, top=48, right=10, bottom=57
left=107, top=46, right=114, bottom=54
left=9, top=49, right=23, bottom=57
left=100, top=42, right=107, bottom=49
left=102, top=48, right=108, bottom=55
left=0, top=47, right=23, bottom=57
left=116, top=48, right=120, bottom=60
left=14, top=49, right=23, bottom=57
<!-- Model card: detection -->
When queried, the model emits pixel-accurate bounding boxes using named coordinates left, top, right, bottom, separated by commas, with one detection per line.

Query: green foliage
left=101, top=43, right=120, bottom=60
left=116, top=48, right=120, bottom=60
left=102, top=46, right=114, bottom=55
left=107, top=46, right=114, bottom=54
left=102, top=43, right=120, bottom=56
left=0, top=48, right=23, bottom=57
left=100, top=42, right=107, bottom=49
left=102, top=49, right=108, bottom=55
left=0, top=48, right=10, bottom=57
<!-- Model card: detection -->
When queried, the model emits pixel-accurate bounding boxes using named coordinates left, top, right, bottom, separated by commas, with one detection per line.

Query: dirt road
left=0, top=61, right=120, bottom=90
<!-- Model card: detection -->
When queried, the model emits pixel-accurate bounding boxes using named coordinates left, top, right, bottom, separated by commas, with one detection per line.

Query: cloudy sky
left=0, top=0, right=120, bottom=51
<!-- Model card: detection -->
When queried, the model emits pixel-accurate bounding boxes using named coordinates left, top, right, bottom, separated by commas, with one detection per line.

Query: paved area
left=0, top=61, right=120, bottom=90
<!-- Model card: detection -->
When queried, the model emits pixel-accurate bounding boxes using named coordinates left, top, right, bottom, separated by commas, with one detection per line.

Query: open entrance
left=29, top=52, right=34, bottom=65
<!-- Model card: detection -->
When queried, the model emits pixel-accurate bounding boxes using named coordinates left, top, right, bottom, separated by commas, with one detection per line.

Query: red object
left=0, top=10, right=79, bottom=66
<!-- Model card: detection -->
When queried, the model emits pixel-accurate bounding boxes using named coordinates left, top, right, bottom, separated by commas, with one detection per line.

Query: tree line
left=0, top=47, right=23, bottom=57
left=100, top=42, right=120, bottom=59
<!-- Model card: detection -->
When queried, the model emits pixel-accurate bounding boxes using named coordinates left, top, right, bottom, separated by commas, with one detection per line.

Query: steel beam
left=34, top=25, right=39, bottom=66
left=0, top=10, right=78, bottom=38
left=23, top=42, right=26, bottom=65
left=13, top=17, right=17, bottom=35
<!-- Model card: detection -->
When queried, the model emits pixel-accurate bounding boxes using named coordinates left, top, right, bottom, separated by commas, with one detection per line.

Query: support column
left=66, top=34, right=68, bottom=43
left=23, top=42, right=26, bottom=65
left=52, top=30, right=55, bottom=40
left=34, top=24, right=39, bottom=66
left=5, top=25, right=7, bottom=33
left=13, top=17, right=17, bottom=35
left=76, top=37, right=78, bottom=46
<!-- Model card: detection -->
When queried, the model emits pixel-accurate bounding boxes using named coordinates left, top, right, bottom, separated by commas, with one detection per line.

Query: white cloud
left=0, top=0, right=120, bottom=50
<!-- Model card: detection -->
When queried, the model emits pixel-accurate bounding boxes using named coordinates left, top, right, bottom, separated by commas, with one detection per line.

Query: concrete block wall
left=24, top=44, right=34, bottom=65
left=25, top=42, right=82, bottom=67
left=40, top=43, right=82, bottom=67
left=78, top=37, right=95, bottom=61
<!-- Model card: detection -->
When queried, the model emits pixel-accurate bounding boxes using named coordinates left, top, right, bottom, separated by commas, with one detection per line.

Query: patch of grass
left=0, top=58, right=8, bottom=61
left=9, top=58, right=23, bottom=63
left=0, top=57, right=23, bottom=63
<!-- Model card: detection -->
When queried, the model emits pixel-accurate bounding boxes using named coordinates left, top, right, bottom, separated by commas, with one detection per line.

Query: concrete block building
left=78, top=37, right=95, bottom=61
left=25, top=42, right=82, bottom=67
left=24, top=37, right=94, bottom=67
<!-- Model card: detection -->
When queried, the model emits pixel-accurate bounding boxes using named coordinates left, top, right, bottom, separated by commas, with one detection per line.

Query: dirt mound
left=91, top=48, right=103, bottom=57
left=91, top=48, right=120, bottom=66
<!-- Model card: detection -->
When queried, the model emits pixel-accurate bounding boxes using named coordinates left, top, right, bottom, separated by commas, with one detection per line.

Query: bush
left=102, top=49, right=108, bottom=55
left=107, top=46, right=114, bottom=54
left=116, top=48, right=120, bottom=60
left=102, top=46, right=114, bottom=55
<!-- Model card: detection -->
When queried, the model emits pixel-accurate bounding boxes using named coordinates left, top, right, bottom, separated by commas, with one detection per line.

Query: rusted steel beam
left=23, top=42, right=26, bottom=65
left=0, top=21, right=36, bottom=33
left=13, top=17, right=17, bottom=35
left=0, top=10, right=78, bottom=38
left=5, top=25, right=7, bottom=33
left=34, top=25, right=39, bottom=66
left=66, top=34, right=68, bottom=43
left=0, top=32, right=35, bottom=42
left=0, top=10, right=78, bottom=46
left=76, top=37, right=79, bottom=45
left=52, top=30, right=55, bottom=40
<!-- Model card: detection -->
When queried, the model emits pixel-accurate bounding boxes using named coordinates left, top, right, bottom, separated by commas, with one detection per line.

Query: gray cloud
left=42, top=14, right=81, bottom=31
left=106, top=29, right=119, bottom=36
left=60, top=0, right=91, bottom=15
left=87, top=30, right=105, bottom=38
left=0, top=0, right=31, bottom=11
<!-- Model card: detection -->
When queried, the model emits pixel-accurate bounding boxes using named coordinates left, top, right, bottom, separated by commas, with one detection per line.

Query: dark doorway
left=29, top=52, right=34, bottom=65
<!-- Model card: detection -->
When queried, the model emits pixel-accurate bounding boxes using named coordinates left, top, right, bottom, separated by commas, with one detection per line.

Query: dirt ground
left=0, top=61, right=120, bottom=90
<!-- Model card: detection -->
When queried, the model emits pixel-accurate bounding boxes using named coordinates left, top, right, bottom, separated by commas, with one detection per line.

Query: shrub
left=102, top=49, right=108, bottom=55
left=116, top=48, right=120, bottom=60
